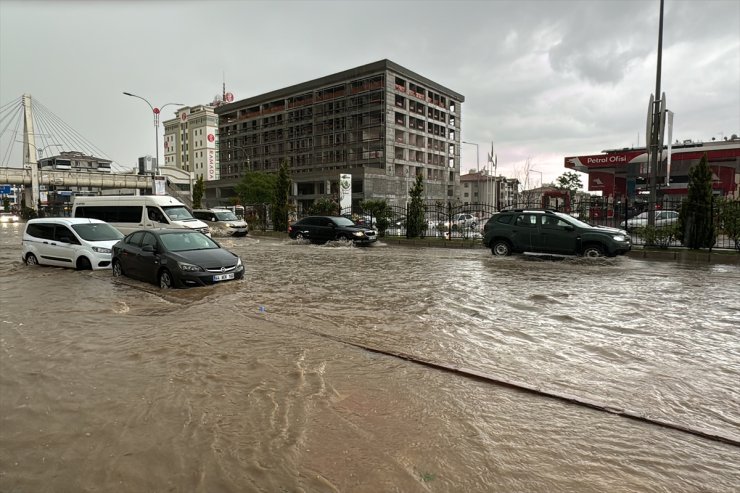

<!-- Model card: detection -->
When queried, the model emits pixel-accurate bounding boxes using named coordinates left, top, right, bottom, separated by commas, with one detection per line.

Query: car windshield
left=334, top=217, right=356, bottom=226
left=162, top=206, right=195, bottom=221
left=214, top=211, right=238, bottom=221
left=160, top=232, right=219, bottom=252
left=71, top=223, right=124, bottom=241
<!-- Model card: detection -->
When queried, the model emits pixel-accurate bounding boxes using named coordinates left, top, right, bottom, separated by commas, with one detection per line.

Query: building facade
left=459, top=170, right=520, bottom=209
left=209, top=59, right=465, bottom=211
left=163, top=105, right=219, bottom=182
left=565, top=138, right=740, bottom=200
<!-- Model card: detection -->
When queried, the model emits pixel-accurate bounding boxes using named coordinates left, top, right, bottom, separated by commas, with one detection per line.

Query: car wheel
left=159, top=269, right=174, bottom=289
left=76, top=257, right=92, bottom=271
left=295, top=232, right=305, bottom=240
left=582, top=244, right=605, bottom=258
left=25, top=253, right=38, bottom=266
left=492, top=240, right=512, bottom=256
left=112, top=259, right=123, bottom=277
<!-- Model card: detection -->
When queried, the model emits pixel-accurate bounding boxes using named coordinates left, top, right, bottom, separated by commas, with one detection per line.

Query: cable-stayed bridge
left=0, top=94, right=151, bottom=209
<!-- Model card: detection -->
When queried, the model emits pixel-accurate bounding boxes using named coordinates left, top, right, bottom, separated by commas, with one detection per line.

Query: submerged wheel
left=76, top=256, right=92, bottom=271
left=159, top=269, right=174, bottom=289
left=582, top=244, right=605, bottom=258
left=492, top=240, right=512, bottom=256
left=295, top=233, right=305, bottom=241
left=26, top=253, right=38, bottom=266
left=112, top=259, right=123, bottom=277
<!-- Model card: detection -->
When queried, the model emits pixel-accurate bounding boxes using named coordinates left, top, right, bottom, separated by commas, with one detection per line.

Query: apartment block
left=210, top=59, right=464, bottom=211
left=163, top=105, right=219, bottom=181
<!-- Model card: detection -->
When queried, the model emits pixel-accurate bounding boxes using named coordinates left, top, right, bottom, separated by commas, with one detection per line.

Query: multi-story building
left=459, top=170, right=520, bottom=209
left=209, top=59, right=464, bottom=211
left=36, top=151, right=112, bottom=209
left=163, top=105, right=219, bottom=182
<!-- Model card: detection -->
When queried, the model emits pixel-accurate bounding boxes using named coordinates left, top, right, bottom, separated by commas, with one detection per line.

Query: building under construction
left=208, top=59, right=464, bottom=212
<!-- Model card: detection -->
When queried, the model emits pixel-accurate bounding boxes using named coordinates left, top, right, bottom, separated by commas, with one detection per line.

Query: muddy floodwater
left=1, top=222, right=739, bottom=492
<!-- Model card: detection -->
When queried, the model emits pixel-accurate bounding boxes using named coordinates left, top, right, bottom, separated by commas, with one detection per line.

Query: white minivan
left=22, top=217, right=124, bottom=270
left=71, top=195, right=211, bottom=236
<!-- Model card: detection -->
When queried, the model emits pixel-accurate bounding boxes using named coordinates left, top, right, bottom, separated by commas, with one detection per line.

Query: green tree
left=235, top=171, right=276, bottom=205
left=271, top=161, right=292, bottom=232
left=406, top=174, right=426, bottom=239
left=308, top=197, right=340, bottom=216
left=192, top=175, right=205, bottom=209
left=556, top=171, right=583, bottom=203
left=677, top=153, right=715, bottom=249
left=361, top=199, right=391, bottom=236
left=716, top=197, right=740, bottom=250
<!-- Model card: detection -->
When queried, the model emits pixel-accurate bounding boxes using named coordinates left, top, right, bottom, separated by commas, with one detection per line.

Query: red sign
left=565, top=151, right=644, bottom=169
left=207, top=134, right=215, bottom=142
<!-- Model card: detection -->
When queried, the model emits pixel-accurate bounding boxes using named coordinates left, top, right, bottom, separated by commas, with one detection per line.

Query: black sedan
left=112, top=228, right=244, bottom=288
left=288, top=216, right=377, bottom=245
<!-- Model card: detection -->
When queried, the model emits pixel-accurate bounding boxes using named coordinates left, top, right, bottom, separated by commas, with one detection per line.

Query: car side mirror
left=59, top=236, right=71, bottom=243
left=564, top=225, right=575, bottom=231
left=142, top=245, right=155, bottom=253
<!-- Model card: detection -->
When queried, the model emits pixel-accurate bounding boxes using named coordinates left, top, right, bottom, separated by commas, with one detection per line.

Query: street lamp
left=16, top=142, right=63, bottom=164
left=461, top=141, right=480, bottom=173
left=529, top=169, right=544, bottom=188
left=123, top=92, right=183, bottom=176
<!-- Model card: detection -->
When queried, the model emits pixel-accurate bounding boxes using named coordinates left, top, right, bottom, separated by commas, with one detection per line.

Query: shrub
left=636, top=225, right=676, bottom=249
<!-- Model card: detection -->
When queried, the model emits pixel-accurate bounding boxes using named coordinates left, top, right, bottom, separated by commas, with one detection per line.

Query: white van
left=22, top=217, right=124, bottom=270
left=71, top=195, right=210, bottom=236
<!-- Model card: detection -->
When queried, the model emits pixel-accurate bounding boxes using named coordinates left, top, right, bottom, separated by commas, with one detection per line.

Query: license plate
left=213, top=273, right=235, bottom=282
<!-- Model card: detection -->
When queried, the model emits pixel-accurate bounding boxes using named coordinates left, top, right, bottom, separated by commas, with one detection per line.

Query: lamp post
left=461, top=141, right=479, bottom=173
left=529, top=169, right=544, bottom=188
left=462, top=141, right=480, bottom=206
left=123, top=92, right=183, bottom=177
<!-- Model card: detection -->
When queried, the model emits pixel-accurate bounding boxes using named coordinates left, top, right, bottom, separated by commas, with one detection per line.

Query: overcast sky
left=1, top=0, right=738, bottom=187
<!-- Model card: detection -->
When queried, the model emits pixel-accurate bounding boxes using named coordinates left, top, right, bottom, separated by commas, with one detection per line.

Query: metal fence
left=334, top=196, right=739, bottom=250
left=240, top=196, right=738, bottom=250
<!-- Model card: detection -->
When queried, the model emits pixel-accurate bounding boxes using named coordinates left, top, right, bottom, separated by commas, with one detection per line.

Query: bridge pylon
left=22, top=94, right=40, bottom=211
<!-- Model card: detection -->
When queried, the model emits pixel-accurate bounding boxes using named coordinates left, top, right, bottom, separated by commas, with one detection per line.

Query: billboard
left=339, top=174, right=351, bottom=213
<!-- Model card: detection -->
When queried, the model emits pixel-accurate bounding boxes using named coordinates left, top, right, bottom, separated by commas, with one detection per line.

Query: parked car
left=482, top=209, right=631, bottom=257
left=22, top=217, right=124, bottom=270
left=288, top=216, right=377, bottom=245
left=192, top=208, right=248, bottom=237
left=451, top=213, right=479, bottom=229
left=1, top=212, right=20, bottom=223
left=112, top=229, right=244, bottom=288
left=621, top=210, right=679, bottom=230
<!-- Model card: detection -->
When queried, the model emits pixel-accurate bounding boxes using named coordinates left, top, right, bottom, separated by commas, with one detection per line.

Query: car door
left=538, top=215, right=578, bottom=254
left=50, top=224, right=80, bottom=267
left=511, top=214, right=537, bottom=252
left=25, top=222, right=56, bottom=266
left=133, top=232, right=161, bottom=284
left=118, top=231, right=145, bottom=279
left=314, top=217, right=336, bottom=242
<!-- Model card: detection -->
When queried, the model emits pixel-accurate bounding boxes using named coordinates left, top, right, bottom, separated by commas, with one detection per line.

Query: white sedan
left=622, top=210, right=679, bottom=230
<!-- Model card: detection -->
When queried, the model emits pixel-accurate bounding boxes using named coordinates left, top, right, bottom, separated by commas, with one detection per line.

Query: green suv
left=482, top=209, right=631, bottom=257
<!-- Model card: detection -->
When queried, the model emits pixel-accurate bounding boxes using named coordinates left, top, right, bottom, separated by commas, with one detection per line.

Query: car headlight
left=92, top=247, right=111, bottom=254
left=352, top=231, right=365, bottom=237
left=236, top=257, right=242, bottom=268
left=612, top=234, right=627, bottom=242
left=178, top=262, right=203, bottom=272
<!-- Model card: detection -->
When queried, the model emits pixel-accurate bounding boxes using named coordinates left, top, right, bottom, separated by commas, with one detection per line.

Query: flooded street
left=1, top=222, right=739, bottom=492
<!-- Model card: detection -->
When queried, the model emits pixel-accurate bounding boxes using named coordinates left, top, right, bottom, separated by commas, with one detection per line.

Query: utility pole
left=648, top=0, right=665, bottom=227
